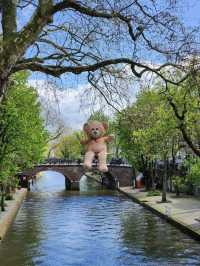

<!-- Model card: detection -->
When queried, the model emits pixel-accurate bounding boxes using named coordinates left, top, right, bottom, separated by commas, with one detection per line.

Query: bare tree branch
left=0, top=0, right=199, bottom=104
left=164, top=80, right=200, bottom=157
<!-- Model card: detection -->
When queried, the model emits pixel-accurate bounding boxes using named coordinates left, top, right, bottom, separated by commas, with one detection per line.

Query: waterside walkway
left=0, top=188, right=27, bottom=241
left=119, top=187, right=200, bottom=241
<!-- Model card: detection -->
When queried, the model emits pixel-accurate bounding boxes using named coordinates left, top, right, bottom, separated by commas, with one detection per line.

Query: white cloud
left=28, top=72, right=143, bottom=131
left=28, top=79, right=89, bottom=130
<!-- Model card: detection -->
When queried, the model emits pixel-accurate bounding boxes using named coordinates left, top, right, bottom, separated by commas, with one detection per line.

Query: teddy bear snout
left=91, top=128, right=100, bottom=138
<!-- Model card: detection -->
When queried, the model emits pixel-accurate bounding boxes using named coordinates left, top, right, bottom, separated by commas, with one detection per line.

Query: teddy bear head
left=83, top=120, right=108, bottom=139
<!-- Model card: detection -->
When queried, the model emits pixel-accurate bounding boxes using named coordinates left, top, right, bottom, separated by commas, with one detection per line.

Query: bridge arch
left=34, top=170, right=70, bottom=191
left=20, top=163, right=133, bottom=190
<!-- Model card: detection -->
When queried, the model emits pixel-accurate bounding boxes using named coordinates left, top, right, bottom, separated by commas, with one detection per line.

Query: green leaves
left=115, top=87, right=181, bottom=170
left=165, top=74, right=200, bottom=156
left=0, top=71, right=48, bottom=183
left=187, top=159, right=200, bottom=186
left=54, top=131, right=83, bottom=160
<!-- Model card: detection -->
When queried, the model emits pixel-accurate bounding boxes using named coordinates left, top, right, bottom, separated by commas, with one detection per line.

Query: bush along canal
left=0, top=171, right=200, bottom=266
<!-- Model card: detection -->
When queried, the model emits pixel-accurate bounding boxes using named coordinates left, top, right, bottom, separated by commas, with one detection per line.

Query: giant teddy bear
left=80, top=120, right=113, bottom=172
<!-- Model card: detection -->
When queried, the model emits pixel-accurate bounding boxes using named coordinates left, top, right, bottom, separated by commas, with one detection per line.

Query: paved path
left=119, top=187, right=200, bottom=240
left=0, top=188, right=27, bottom=241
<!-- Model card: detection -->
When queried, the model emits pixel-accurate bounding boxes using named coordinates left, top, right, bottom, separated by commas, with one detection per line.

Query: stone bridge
left=21, top=163, right=134, bottom=190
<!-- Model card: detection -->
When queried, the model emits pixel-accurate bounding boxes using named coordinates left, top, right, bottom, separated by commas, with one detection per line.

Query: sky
left=25, top=1, right=200, bottom=131
left=29, top=79, right=89, bottom=130
left=181, top=0, right=200, bottom=27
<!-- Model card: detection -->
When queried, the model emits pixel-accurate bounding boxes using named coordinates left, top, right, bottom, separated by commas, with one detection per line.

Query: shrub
left=172, top=175, right=187, bottom=196
left=147, top=190, right=161, bottom=197
left=188, top=159, right=200, bottom=186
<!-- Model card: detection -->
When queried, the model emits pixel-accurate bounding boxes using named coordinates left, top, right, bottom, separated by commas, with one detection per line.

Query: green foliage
left=164, top=73, right=200, bottom=157
left=169, top=156, right=200, bottom=196
left=187, top=159, right=200, bottom=186
left=0, top=71, right=48, bottom=185
left=172, top=175, right=187, bottom=195
left=88, top=110, right=110, bottom=123
left=115, top=89, right=181, bottom=171
left=147, top=190, right=161, bottom=197
left=55, top=131, right=83, bottom=160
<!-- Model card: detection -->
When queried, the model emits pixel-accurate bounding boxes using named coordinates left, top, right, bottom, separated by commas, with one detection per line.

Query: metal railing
left=38, top=158, right=131, bottom=167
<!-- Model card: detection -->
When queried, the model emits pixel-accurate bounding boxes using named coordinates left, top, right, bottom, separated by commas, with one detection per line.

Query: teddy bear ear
left=83, top=122, right=90, bottom=133
left=102, top=121, right=108, bottom=131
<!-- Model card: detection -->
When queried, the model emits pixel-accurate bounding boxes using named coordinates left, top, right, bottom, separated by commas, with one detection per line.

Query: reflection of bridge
left=21, top=163, right=133, bottom=190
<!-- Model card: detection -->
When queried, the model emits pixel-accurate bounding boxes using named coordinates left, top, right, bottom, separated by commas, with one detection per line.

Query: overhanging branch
left=164, top=81, right=200, bottom=157
left=13, top=57, right=188, bottom=85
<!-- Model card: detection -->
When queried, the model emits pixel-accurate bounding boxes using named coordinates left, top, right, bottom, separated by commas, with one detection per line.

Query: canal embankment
left=0, top=188, right=27, bottom=241
left=119, top=186, right=200, bottom=241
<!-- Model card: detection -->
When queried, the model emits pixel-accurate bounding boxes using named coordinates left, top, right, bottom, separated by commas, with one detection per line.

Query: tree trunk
left=132, top=166, right=137, bottom=188
left=179, top=124, right=200, bottom=157
left=115, top=144, right=119, bottom=158
left=5, top=185, right=13, bottom=199
left=162, top=158, right=168, bottom=202
left=150, top=160, right=154, bottom=189
left=175, top=186, right=180, bottom=197
left=1, top=185, right=5, bottom=212
left=0, top=77, right=8, bottom=103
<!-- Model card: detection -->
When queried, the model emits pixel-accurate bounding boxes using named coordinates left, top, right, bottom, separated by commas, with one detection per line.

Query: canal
left=0, top=171, right=200, bottom=266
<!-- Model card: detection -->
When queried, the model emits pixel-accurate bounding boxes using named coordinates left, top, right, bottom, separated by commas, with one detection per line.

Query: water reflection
left=79, top=174, right=102, bottom=192
left=121, top=205, right=200, bottom=264
left=0, top=171, right=200, bottom=266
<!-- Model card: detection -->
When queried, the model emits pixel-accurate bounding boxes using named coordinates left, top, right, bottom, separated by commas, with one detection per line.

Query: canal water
left=0, top=171, right=200, bottom=266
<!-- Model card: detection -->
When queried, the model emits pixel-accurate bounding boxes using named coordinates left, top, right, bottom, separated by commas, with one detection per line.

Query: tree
left=0, top=1, right=196, bottom=103
left=54, top=131, right=83, bottom=160
left=115, top=87, right=182, bottom=201
left=0, top=71, right=48, bottom=210
left=163, top=70, right=200, bottom=157
left=88, top=111, right=110, bottom=124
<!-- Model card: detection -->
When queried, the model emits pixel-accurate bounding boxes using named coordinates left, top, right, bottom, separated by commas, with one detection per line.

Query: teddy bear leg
left=84, top=151, right=95, bottom=170
left=98, top=151, right=108, bottom=172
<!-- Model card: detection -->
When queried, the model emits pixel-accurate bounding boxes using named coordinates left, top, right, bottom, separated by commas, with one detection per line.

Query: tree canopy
left=0, top=1, right=198, bottom=103
left=0, top=71, right=48, bottom=183
left=54, top=131, right=83, bottom=160
left=115, top=87, right=182, bottom=170
left=163, top=73, right=200, bottom=157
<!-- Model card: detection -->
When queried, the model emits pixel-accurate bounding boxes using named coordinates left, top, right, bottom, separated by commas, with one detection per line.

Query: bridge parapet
left=20, top=163, right=133, bottom=189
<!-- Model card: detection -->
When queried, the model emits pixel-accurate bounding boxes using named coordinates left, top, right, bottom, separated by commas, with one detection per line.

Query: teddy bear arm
left=104, top=135, right=114, bottom=142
